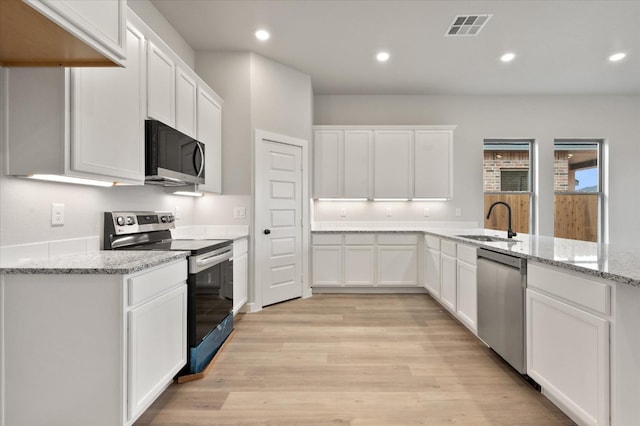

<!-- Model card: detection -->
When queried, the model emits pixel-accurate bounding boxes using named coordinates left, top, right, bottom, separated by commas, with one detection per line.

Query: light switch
left=385, top=208, right=392, bottom=217
left=455, top=208, right=462, bottom=217
left=234, top=207, right=246, bottom=219
left=175, top=206, right=182, bottom=220
left=423, top=208, right=430, bottom=217
left=51, top=203, right=64, bottom=226
left=339, top=208, right=347, bottom=217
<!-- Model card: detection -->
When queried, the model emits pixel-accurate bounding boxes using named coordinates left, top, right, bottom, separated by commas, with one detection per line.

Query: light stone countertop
left=0, top=250, right=189, bottom=275
left=312, top=226, right=640, bottom=287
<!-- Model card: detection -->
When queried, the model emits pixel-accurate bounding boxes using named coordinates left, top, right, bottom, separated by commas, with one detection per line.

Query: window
left=483, top=140, right=534, bottom=234
left=554, top=140, right=603, bottom=242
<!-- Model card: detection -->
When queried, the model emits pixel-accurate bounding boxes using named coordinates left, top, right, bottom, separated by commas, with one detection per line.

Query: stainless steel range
left=104, top=211, right=233, bottom=376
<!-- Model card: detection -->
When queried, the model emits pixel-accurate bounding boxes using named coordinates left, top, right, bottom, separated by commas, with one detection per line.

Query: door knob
left=264, top=229, right=271, bottom=235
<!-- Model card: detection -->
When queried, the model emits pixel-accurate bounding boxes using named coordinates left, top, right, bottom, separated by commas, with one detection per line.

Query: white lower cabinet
left=311, top=233, right=419, bottom=288
left=1, top=259, right=188, bottom=426
left=456, top=243, right=477, bottom=333
left=233, top=237, right=249, bottom=313
left=439, top=240, right=458, bottom=312
left=527, top=262, right=610, bottom=426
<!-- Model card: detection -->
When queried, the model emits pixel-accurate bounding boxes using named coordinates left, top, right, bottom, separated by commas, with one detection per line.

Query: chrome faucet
left=486, top=201, right=517, bottom=239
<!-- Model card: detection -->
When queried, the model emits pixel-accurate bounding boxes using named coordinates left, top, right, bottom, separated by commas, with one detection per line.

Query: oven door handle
left=195, top=250, right=233, bottom=269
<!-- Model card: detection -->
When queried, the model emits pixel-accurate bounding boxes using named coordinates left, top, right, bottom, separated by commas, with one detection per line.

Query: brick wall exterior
left=483, top=151, right=530, bottom=191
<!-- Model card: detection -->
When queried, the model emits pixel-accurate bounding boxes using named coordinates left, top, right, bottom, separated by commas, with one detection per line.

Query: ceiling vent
left=445, top=14, right=492, bottom=36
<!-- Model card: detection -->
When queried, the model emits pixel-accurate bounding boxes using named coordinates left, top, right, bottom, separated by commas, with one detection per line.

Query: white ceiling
left=150, top=0, right=640, bottom=95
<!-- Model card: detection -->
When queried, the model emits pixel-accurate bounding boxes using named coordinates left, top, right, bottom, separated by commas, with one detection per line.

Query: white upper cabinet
left=414, top=130, right=453, bottom=199
left=175, top=66, right=197, bottom=138
left=2, top=0, right=126, bottom=66
left=313, top=126, right=454, bottom=200
left=313, top=130, right=342, bottom=198
left=343, top=130, right=372, bottom=198
left=5, top=23, right=145, bottom=185
left=374, top=130, right=413, bottom=198
left=146, top=41, right=175, bottom=126
left=70, top=26, right=145, bottom=182
left=196, top=86, right=222, bottom=194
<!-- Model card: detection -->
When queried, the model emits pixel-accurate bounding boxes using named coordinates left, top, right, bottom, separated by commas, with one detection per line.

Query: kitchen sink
left=456, top=234, right=521, bottom=243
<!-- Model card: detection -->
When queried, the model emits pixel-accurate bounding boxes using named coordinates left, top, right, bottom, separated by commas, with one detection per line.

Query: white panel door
left=260, top=141, right=303, bottom=306
left=527, top=289, right=609, bottom=426
left=146, top=42, right=175, bottom=126
left=175, top=67, right=197, bottom=138
left=425, top=247, right=441, bottom=298
left=344, top=245, right=375, bottom=286
left=374, top=130, right=413, bottom=198
left=343, top=130, right=372, bottom=198
left=313, top=130, right=342, bottom=198
left=312, top=245, right=343, bottom=286
left=440, top=253, right=457, bottom=312
left=377, top=245, right=418, bottom=286
left=70, top=26, right=145, bottom=183
left=456, top=260, right=477, bottom=333
left=414, top=130, right=453, bottom=199
left=197, top=87, right=222, bottom=193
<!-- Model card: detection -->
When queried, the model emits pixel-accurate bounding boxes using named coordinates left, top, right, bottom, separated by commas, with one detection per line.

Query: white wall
left=313, top=95, right=640, bottom=245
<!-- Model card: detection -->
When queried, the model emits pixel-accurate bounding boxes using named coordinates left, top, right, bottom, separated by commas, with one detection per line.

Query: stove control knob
left=126, top=216, right=135, bottom=225
left=161, top=216, right=168, bottom=223
left=168, top=215, right=175, bottom=223
left=116, top=216, right=125, bottom=226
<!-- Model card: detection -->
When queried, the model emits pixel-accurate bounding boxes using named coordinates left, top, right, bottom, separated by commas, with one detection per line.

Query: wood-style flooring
left=135, top=294, right=573, bottom=425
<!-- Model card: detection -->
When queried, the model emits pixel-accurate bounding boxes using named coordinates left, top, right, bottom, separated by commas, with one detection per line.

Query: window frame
left=483, top=139, right=535, bottom=234
left=553, top=139, right=604, bottom=243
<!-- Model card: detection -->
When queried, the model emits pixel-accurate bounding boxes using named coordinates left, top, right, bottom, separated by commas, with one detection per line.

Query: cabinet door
left=414, top=130, right=453, bottom=199
left=374, top=130, right=413, bottom=198
left=343, top=130, right=372, bottom=198
left=344, top=245, right=375, bottom=286
left=425, top=247, right=441, bottom=298
left=128, top=285, right=187, bottom=422
left=312, top=245, right=343, bottom=286
left=440, top=253, right=457, bottom=312
left=197, top=87, right=222, bottom=193
left=314, top=130, right=342, bottom=198
left=175, top=67, right=197, bottom=138
left=527, top=289, right=609, bottom=426
left=456, top=260, right=477, bottom=333
left=147, top=42, right=175, bottom=126
left=70, top=26, right=145, bottom=183
left=233, top=252, right=248, bottom=314
left=377, top=245, right=418, bottom=286
left=27, top=0, right=126, bottom=63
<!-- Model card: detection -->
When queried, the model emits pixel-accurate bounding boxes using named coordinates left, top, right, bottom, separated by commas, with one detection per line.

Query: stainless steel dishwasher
left=477, top=248, right=527, bottom=374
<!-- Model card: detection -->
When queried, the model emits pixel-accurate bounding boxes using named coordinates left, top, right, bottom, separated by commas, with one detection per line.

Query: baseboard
left=312, top=287, right=428, bottom=294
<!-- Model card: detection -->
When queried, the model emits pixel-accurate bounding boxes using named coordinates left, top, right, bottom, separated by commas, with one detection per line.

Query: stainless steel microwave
left=145, top=120, right=205, bottom=186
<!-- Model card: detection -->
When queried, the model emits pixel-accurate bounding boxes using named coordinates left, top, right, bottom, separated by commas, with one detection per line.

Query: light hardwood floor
left=135, top=294, right=574, bottom=425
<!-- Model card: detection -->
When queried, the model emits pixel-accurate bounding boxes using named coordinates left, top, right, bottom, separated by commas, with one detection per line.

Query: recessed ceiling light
left=376, top=52, right=390, bottom=62
left=500, top=52, right=516, bottom=62
left=609, top=52, right=626, bottom=62
left=255, top=29, right=270, bottom=41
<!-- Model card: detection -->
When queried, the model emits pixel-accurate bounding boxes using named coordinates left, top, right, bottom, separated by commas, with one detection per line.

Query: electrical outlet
left=423, top=208, right=430, bottom=217
left=339, top=208, right=347, bottom=217
left=233, top=207, right=246, bottom=219
left=385, top=208, right=392, bottom=217
left=175, top=205, right=182, bottom=220
left=455, top=208, right=462, bottom=217
left=51, top=203, right=64, bottom=226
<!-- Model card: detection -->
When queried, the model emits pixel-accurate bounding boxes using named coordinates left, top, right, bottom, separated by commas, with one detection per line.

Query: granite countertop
left=312, top=226, right=640, bottom=287
left=0, top=250, right=189, bottom=275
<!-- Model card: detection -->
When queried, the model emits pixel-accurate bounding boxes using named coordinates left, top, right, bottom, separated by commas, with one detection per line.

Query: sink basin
left=456, top=234, right=521, bottom=243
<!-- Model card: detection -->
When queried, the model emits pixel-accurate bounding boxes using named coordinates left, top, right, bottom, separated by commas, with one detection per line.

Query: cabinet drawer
left=528, top=262, right=611, bottom=315
left=441, top=240, right=457, bottom=256
left=128, top=260, right=187, bottom=306
left=344, top=233, right=375, bottom=245
left=425, top=235, right=440, bottom=250
left=377, top=234, right=417, bottom=245
left=233, top=237, right=248, bottom=257
left=312, top=234, right=343, bottom=245
left=457, top=244, right=477, bottom=265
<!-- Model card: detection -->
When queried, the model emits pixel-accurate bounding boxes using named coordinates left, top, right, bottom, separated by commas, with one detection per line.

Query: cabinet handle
left=264, top=229, right=271, bottom=235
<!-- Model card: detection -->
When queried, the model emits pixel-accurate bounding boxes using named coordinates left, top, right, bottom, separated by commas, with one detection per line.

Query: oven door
left=187, top=246, right=233, bottom=347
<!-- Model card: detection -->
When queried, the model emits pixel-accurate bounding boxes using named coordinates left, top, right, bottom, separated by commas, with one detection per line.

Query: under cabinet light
left=411, top=198, right=448, bottom=201
left=165, top=184, right=204, bottom=197
left=373, top=198, right=410, bottom=202
left=316, top=198, right=368, bottom=202
left=27, top=174, right=114, bottom=187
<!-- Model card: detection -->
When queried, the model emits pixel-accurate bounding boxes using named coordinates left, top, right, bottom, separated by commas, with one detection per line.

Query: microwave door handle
left=196, top=250, right=232, bottom=268
left=195, top=143, right=205, bottom=177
